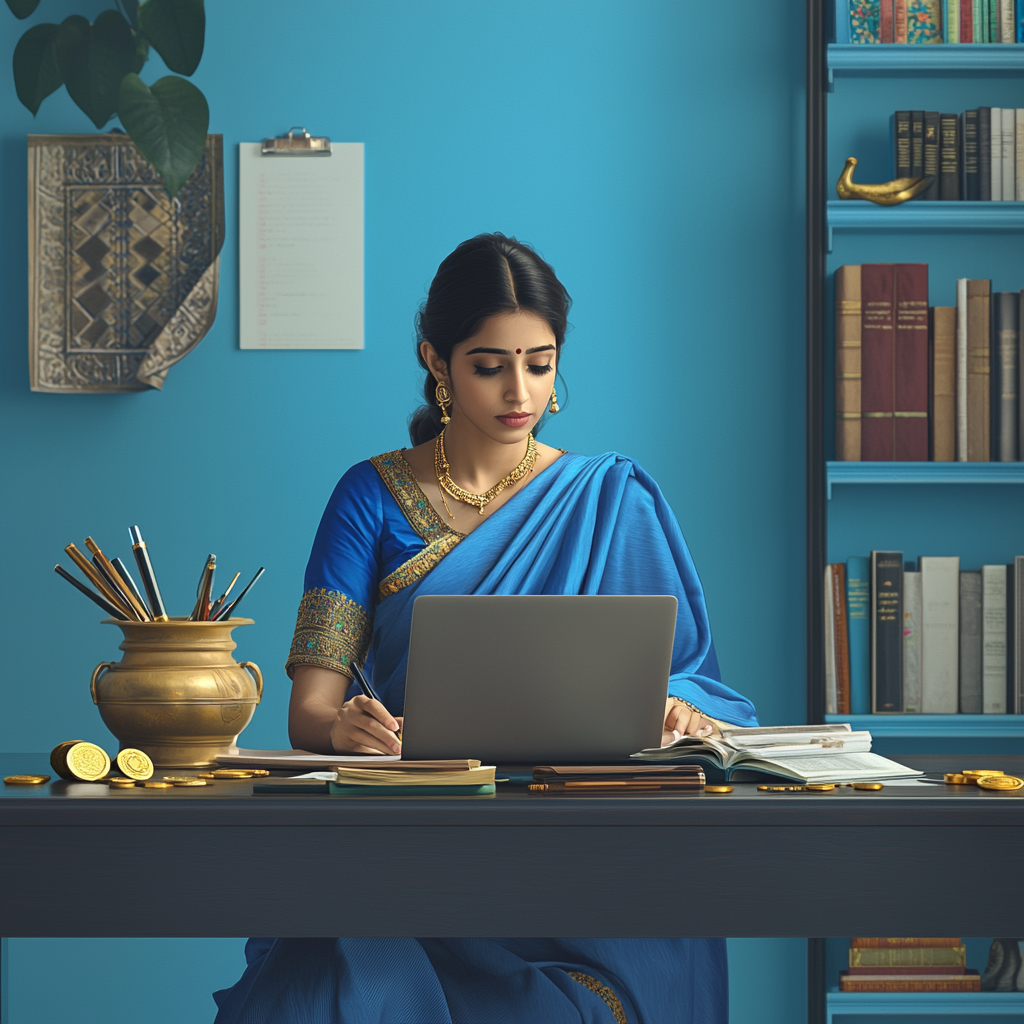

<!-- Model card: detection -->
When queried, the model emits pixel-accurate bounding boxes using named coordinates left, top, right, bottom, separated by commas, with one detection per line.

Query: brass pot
left=91, top=617, right=263, bottom=767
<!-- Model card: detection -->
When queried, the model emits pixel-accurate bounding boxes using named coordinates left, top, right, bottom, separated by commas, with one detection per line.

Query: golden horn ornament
left=835, top=157, right=934, bottom=206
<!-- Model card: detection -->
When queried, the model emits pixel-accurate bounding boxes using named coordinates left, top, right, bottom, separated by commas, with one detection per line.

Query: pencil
left=129, top=526, right=169, bottom=621
left=54, top=564, right=129, bottom=620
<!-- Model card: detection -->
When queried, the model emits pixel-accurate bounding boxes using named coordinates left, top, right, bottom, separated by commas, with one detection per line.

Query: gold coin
left=944, top=773, right=969, bottom=784
left=785, top=785, right=806, bottom=791
left=977, top=774, right=1024, bottom=791
left=3, top=774, right=51, bottom=785
left=210, top=769, right=255, bottom=778
left=65, top=742, right=111, bottom=782
left=140, top=781, right=174, bottom=789
left=116, top=748, right=154, bottom=781
left=757, top=785, right=788, bottom=792
left=704, top=785, right=733, bottom=793
left=162, top=776, right=200, bottom=782
left=961, top=769, right=1004, bottom=778
left=805, top=783, right=835, bottom=791
left=108, top=779, right=136, bottom=789
left=249, top=769, right=270, bottom=776
left=851, top=782, right=884, bottom=791
left=49, top=740, right=85, bottom=780
left=170, top=779, right=207, bottom=787
left=197, top=773, right=216, bottom=778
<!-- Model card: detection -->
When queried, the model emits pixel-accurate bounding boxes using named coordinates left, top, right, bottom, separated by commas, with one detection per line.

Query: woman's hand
left=329, top=695, right=403, bottom=755
left=662, top=698, right=719, bottom=746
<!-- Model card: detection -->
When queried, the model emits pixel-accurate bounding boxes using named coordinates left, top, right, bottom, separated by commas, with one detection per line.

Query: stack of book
left=889, top=108, right=1024, bottom=201
left=841, top=937, right=981, bottom=992
left=837, top=0, right=1024, bottom=43
left=835, top=265, right=1022, bottom=462
left=825, top=553, right=1024, bottom=714
left=328, top=764, right=496, bottom=796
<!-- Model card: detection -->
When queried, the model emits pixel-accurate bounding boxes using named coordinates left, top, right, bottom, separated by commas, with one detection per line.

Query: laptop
left=400, top=595, right=677, bottom=763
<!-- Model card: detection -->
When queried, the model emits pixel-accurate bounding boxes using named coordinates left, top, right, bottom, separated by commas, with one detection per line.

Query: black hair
left=408, top=233, right=571, bottom=446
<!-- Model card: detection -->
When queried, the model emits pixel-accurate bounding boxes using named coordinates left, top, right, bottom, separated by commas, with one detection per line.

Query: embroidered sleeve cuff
left=286, top=588, right=371, bottom=678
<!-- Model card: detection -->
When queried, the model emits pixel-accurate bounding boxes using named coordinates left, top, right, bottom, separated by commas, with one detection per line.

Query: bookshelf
left=806, top=4, right=1024, bottom=1022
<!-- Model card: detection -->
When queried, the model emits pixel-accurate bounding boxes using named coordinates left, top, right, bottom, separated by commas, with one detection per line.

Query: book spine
left=962, top=110, right=979, bottom=199
left=1016, top=555, right=1024, bottom=714
left=851, top=945, right=967, bottom=967
left=1000, top=108, right=1015, bottom=202
left=852, top=0, right=883, bottom=41
left=1008, top=562, right=1016, bottom=713
left=990, top=107, right=1002, bottom=200
left=920, top=556, right=961, bottom=713
left=982, top=564, right=1008, bottom=713
left=850, top=937, right=965, bottom=948
left=1021, top=289, right=1024, bottom=463
left=922, top=111, right=941, bottom=199
left=959, top=570, right=983, bottom=713
left=847, top=556, right=871, bottom=714
left=980, top=0, right=990, bottom=39
left=835, top=265, right=862, bottom=461
left=862, top=264, right=896, bottom=460
left=881, top=0, right=895, bottom=40
left=840, top=978, right=980, bottom=992
left=1019, top=0, right=1024, bottom=40
left=894, top=111, right=912, bottom=178
left=960, top=0, right=973, bottom=40
left=978, top=108, right=992, bottom=199
left=938, top=113, right=959, bottom=199
left=910, top=111, right=925, bottom=179
left=906, top=0, right=943, bottom=41
left=835, top=0, right=852, bottom=41
left=872, top=550, right=904, bottom=712
left=833, top=562, right=851, bottom=714
left=1017, top=109, right=1024, bottom=200
left=956, top=279, right=969, bottom=459
left=967, top=279, right=991, bottom=460
left=902, top=569, right=923, bottom=712
left=894, top=263, right=930, bottom=460
left=894, top=0, right=909, bottom=38
left=991, top=292, right=1020, bottom=461
left=1000, top=0, right=1015, bottom=40
left=931, top=307, right=956, bottom=460
left=847, top=965, right=972, bottom=975
left=945, top=0, right=960, bottom=41
left=825, top=564, right=838, bottom=715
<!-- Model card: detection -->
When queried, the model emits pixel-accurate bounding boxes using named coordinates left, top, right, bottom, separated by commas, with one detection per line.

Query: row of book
left=837, top=0, right=1024, bottom=43
left=839, top=938, right=979, bottom=993
left=824, top=553, right=1024, bottom=715
left=891, top=108, right=1023, bottom=201
left=834, top=265, right=1022, bottom=462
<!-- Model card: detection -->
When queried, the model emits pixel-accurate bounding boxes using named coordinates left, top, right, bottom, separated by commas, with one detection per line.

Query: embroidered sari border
left=567, top=972, right=628, bottom=1024
left=286, top=588, right=370, bottom=677
left=378, top=532, right=462, bottom=601
left=370, top=450, right=460, bottom=544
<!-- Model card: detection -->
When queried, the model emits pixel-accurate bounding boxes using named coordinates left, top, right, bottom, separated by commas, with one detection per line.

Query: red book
left=894, top=263, right=929, bottom=461
left=880, top=0, right=894, bottom=41
left=832, top=563, right=851, bottom=714
left=861, top=264, right=896, bottom=460
left=847, top=965, right=967, bottom=975
left=960, top=0, right=973, bottom=41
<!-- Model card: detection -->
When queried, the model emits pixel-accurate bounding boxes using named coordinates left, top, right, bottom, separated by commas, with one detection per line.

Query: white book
left=1001, top=109, right=1016, bottom=204
left=920, top=556, right=960, bottom=713
left=955, top=279, right=968, bottom=461
left=1000, top=0, right=1017, bottom=41
left=982, top=564, right=1008, bottom=714
left=1016, top=110, right=1024, bottom=202
left=991, top=108, right=1003, bottom=201
left=902, top=571, right=922, bottom=713
left=824, top=565, right=837, bottom=715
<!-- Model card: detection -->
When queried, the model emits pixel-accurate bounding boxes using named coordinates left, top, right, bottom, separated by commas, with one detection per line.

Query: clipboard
left=261, top=126, right=332, bottom=156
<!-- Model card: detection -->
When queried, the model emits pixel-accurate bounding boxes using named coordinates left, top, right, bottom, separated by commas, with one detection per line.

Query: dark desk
left=1, top=753, right=1021, bottom=938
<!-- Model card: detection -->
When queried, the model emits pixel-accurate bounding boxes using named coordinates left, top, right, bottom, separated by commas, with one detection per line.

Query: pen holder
left=90, top=617, right=263, bottom=768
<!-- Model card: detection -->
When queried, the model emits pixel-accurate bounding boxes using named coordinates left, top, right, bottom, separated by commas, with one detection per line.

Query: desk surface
left=2, top=753, right=1021, bottom=938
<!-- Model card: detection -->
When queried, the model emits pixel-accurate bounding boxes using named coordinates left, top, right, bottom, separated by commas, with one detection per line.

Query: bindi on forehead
left=516, top=348, right=521, bottom=354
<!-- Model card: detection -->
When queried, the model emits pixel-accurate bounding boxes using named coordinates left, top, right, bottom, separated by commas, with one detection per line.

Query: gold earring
left=549, top=386, right=560, bottom=414
left=435, top=380, right=452, bottom=424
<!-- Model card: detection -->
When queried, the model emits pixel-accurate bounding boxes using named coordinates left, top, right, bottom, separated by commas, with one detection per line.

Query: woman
left=214, top=233, right=758, bottom=1024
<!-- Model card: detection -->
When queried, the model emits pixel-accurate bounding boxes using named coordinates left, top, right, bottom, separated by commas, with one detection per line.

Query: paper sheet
left=238, top=142, right=363, bottom=349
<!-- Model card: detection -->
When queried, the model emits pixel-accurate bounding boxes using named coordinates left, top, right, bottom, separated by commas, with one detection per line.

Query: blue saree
left=213, top=449, right=758, bottom=1024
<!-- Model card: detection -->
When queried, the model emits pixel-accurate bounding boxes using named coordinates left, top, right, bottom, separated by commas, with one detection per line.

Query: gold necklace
left=434, top=428, right=538, bottom=517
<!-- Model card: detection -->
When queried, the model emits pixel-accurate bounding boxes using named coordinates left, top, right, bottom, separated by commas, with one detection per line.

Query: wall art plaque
left=28, top=133, right=224, bottom=393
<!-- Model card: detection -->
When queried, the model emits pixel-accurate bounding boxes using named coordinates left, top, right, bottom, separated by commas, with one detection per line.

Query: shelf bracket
left=827, top=223, right=833, bottom=254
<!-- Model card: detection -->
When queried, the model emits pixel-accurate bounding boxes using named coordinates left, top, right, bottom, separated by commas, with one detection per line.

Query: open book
left=631, top=723, right=923, bottom=784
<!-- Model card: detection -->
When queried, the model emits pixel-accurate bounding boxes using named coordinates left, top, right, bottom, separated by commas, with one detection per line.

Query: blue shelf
left=827, top=201, right=1024, bottom=252
left=828, top=43, right=1024, bottom=88
left=827, top=989, right=1024, bottom=1020
left=826, top=461, right=1024, bottom=499
left=825, top=713, right=1024, bottom=738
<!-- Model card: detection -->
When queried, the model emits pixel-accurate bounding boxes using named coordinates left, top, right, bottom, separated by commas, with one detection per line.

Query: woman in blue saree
left=214, top=234, right=757, bottom=1024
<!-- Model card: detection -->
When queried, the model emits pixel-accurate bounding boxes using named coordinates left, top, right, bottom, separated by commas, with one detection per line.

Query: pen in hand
left=350, top=661, right=402, bottom=750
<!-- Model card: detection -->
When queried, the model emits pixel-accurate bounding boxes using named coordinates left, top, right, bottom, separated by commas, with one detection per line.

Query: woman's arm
left=289, top=664, right=402, bottom=755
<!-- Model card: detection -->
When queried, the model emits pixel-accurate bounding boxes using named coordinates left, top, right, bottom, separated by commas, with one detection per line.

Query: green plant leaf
left=118, top=73, right=208, bottom=197
left=138, top=0, right=203, bottom=76
left=5, top=0, right=42, bottom=19
left=131, top=29, right=149, bottom=73
left=56, top=11, right=137, bottom=128
left=13, top=23, right=62, bottom=115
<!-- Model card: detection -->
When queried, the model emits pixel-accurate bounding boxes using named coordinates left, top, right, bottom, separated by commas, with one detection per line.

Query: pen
left=85, top=537, right=152, bottom=620
left=189, top=554, right=216, bottom=621
left=65, top=543, right=139, bottom=619
left=54, top=564, right=129, bottom=620
left=208, top=572, right=241, bottom=620
left=111, top=557, right=152, bottom=618
left=129, top=526, right=169, bottom=621
left=350, top=660, right=402, bottom=747
left=213, top=566, right=264, bottom=620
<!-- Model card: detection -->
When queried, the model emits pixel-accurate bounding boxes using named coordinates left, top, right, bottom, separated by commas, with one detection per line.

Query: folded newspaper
left=631, top=723, right=923, bottom=784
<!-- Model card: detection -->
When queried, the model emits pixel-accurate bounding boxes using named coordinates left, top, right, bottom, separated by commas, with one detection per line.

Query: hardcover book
left=999, top=108, right=1015, bottom=202
left=920, top=556, right=961, bottom=713
left=871, top=550, right=903, bottom=712
left=959, top=570, right=983, bottom=713
left=850, top=938, right=965, bottom=948
left=956, top=279, right=968, bottom=460
left=894, top=112, right=912, bottom=179
left=990, top=108, right=1002, bottom=200
left=978, top=108, right=992, bottom=200
left=1016, top=109, right=1024, bottom=200
left=835, top=265, right=862, bottom=461
left=833, top=562, right=851, bottom=715
left=894, top=263, right=929, bottom=460
left=840, top=972, right=980, bottom=992
left=910, top=111, right=925, bottom=179
left=849, top=0, right=882, bottom=42
left=825, top=565, right=838, bottom=715
left=930, top=306, right=956, bottom=461
left=962, top=109, right=979, bottom=201
left=938, top=113, right=959, bottom=200
left=851, top=944, right=967, bottom=967
left=945, top=0, right=960, bottom=42
left=847, top=556, right=872, bottom=714
left=894, top=0, right=909, bottom=40
left=902, top=568, right=922, bottom=713
left=907, top=0, right=943, bottom=41
left=982, top=565, right=1008, bottom=714
left=966, top=279, right=991, bottom=461
left=862, top=265, right=897, bottom=460
left=991, top=292, right=1019, bottom=462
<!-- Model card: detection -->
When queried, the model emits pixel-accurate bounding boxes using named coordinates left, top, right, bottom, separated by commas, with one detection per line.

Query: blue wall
left=0, top=2, right=807, bottom=1021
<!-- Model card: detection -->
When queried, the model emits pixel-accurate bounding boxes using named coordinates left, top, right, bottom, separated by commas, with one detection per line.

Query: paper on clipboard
left=238, top=141, right=363, bottom=349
